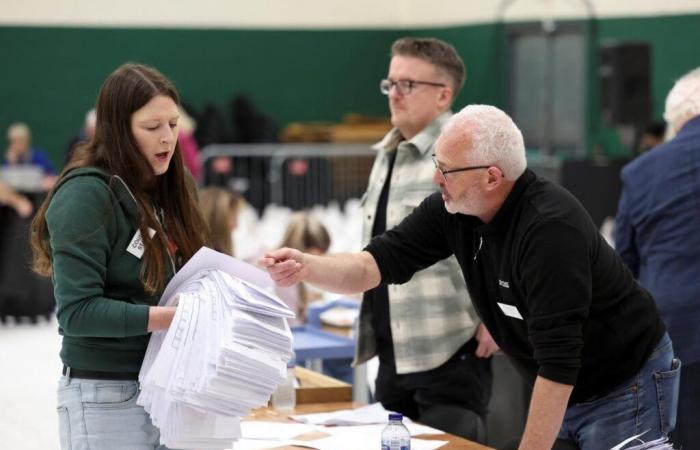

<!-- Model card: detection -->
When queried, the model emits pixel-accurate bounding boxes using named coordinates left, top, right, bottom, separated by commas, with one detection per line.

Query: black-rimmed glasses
left=380, top=79, right=446, bottom=96
left=431, top=154, right=491, bottom=182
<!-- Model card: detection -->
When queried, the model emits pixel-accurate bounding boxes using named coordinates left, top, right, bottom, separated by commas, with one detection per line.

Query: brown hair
left=31, top=63, right=209, bottom=295
left=391, top=37, right=466, bottom=99
left=279, top=212, right=331, bottom=320
left=279, top=212, right=331, bottom=255
left=199, top=187, right=241, bottom=256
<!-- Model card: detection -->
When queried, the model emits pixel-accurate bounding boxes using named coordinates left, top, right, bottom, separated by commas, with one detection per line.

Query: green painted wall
left=1, top=13, right=699, bottom=168
left=591, top=13, right=700, bottom=157
left=429, top=13, right=700, bottom=159
left=417, top=23, right=504, bottom=108
left=0, top=26, right=402, bottom=168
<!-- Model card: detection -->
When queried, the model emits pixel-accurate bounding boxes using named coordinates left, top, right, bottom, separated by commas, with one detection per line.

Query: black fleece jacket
left=365, top=169, right=665, bottom=404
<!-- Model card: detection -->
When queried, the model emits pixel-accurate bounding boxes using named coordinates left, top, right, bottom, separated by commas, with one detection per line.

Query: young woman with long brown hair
left=31, top=63, right=209, bottom=449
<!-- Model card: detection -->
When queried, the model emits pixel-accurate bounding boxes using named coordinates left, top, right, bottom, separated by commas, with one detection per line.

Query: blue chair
left=302, top=297, right=359, bottom=384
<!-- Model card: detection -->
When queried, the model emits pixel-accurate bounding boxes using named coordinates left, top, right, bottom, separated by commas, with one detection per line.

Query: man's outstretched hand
left=258, top=247, right=306, bottom=287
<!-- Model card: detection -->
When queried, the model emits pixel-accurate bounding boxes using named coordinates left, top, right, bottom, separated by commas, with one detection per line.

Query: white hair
left=7, top=122, right=30, bottom=140
left=442, top=104, right=527, bottom=181
left=664, top=67, right=700, bottom=131
left=84, top=109, right=96, bottom=128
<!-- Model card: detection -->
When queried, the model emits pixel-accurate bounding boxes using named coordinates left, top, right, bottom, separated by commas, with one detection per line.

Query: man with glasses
left=353, top=37, right=494, bottom=441
left=261, top=104, right=678, bottom=450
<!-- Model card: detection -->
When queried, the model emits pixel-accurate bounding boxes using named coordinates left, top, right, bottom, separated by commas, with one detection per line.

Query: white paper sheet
left=291, top=402, right=442, bottom=435
left=230, top=436, right=448, bottom=450
left=279, top=433, right=448, bottom=450
left=609, top=431, right=674, bottom=450
left=138, top=248, right=295, bottom=450
left=240, top=422, right=319, bottom=440
left=161, top=246, right=276, bottom=305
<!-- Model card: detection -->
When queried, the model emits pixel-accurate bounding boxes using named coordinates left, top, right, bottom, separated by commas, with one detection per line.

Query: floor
left=0, top=317, right=62, bottom=449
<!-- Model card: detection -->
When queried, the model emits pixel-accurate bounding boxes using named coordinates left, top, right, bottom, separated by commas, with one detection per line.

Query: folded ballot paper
left=609, top=432, right=675, bottom=450
left=137, top=247, right=295, bottom=450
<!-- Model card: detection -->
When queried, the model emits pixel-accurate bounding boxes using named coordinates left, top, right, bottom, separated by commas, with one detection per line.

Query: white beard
left=443, top=182, right=482, bottom=216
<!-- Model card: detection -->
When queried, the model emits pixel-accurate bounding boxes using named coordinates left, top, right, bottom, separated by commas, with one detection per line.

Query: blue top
left=388, top=413, right=403, bottom=421
left=2, top=147, right=55, bottom=175
left=616, top=115, right=700, bottom=365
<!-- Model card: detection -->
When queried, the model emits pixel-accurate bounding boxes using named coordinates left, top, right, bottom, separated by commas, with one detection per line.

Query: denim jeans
left=557, top=332, right=680, bottom=450
left=57, top=376, right=171, bottom=450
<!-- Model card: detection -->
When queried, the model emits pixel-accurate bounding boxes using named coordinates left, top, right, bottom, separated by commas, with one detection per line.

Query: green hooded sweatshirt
left=46, top=167, right=174, bottom=372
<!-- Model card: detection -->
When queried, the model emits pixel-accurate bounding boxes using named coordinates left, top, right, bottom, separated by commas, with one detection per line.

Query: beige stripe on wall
left=2, top=0, right=700, bottom=28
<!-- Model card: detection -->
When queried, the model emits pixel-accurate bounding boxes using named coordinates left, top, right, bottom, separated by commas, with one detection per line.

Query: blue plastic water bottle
left=381, top=413, right=410, bottom=450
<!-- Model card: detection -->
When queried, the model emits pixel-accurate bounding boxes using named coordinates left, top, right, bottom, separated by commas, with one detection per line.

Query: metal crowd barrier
left=200, top=143, right=563, bottom=214
left=201, top=143, right=377, bottom=213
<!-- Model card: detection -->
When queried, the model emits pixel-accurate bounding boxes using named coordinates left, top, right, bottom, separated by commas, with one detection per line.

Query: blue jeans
left=557, top=333, right=680, bottom=449
left=57, top=376, right=170, bottom=450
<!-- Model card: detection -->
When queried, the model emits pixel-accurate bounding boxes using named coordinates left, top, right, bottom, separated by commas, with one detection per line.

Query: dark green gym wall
left=0, top=27, right=402, bottom=168
left=592, top=13, right=700, bottom=157
left=1, top=13, right=699, bottom=168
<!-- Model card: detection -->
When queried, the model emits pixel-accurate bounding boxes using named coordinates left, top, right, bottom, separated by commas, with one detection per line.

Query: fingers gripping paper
left=138, top=247, right=295, bottom=450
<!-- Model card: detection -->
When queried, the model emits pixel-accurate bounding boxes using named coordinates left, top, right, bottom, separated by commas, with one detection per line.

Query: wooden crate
left=295, top=366, right=352, bottom=404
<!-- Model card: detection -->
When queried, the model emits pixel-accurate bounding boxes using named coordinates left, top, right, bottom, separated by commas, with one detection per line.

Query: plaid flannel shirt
left=354, top=112, right=480, bottom=374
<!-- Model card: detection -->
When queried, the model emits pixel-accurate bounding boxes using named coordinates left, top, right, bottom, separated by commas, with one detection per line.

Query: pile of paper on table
left=138, top=247, right=295, bottom=449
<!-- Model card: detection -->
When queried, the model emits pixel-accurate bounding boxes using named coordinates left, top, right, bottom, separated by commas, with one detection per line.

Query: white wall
left=2, top=0, right=700, bottom=28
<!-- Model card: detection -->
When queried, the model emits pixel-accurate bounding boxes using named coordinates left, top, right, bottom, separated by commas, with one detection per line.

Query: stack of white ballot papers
left=137, top=247, right=295, bottom=450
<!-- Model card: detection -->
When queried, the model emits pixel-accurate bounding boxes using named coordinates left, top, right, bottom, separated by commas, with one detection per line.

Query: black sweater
left=365, top=169, right=665, bottom=404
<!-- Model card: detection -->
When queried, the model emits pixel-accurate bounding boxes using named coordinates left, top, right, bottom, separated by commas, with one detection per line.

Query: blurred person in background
left=199, top=186, right=242, bottom=256
left=64, top=109, right=97, bottom=164
left=0, top=179, right=33, bottom=218
left=616, top=66, right=700, bottom=448
left=276, top=212, right=331, bottom=325
left=357, top=36, right=493, bottom=441
left=636, top=121, right=666, bottom=154
left=178, top=107, right=202, bottom=182
left=3, top=122, right=56, bottom=189
left=30, top=63, right=209, bottom=450
left=275, top=212, right=354, bottom=383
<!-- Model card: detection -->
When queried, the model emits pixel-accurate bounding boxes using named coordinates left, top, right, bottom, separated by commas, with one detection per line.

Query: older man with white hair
left=261, top=105, right=678, bottom=450
left=616, top=67, right=700, bottom=448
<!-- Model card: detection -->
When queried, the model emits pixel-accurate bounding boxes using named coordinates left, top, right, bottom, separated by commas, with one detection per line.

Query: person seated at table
left=0, top=179, right=33, bottom=218
left=276, top=212, right=355, bottom=383
left=3, top=122, right=57, bottom=189
left=199, top=186, right=243, bottom=256
left=275, top=212, right=331, bottom=325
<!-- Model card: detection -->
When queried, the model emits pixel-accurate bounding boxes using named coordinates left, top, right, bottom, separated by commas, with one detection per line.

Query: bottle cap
left=388, top=413, right=403, bottom=421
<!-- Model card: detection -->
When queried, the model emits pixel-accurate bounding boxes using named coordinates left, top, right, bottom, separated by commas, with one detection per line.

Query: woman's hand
left=147, top=306, right=177, bottom=332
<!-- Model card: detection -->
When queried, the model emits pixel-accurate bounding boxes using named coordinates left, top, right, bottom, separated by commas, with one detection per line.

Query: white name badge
left=127, top=228, right=156, bottom=259
left=497, top=302, right=524, bottom=320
